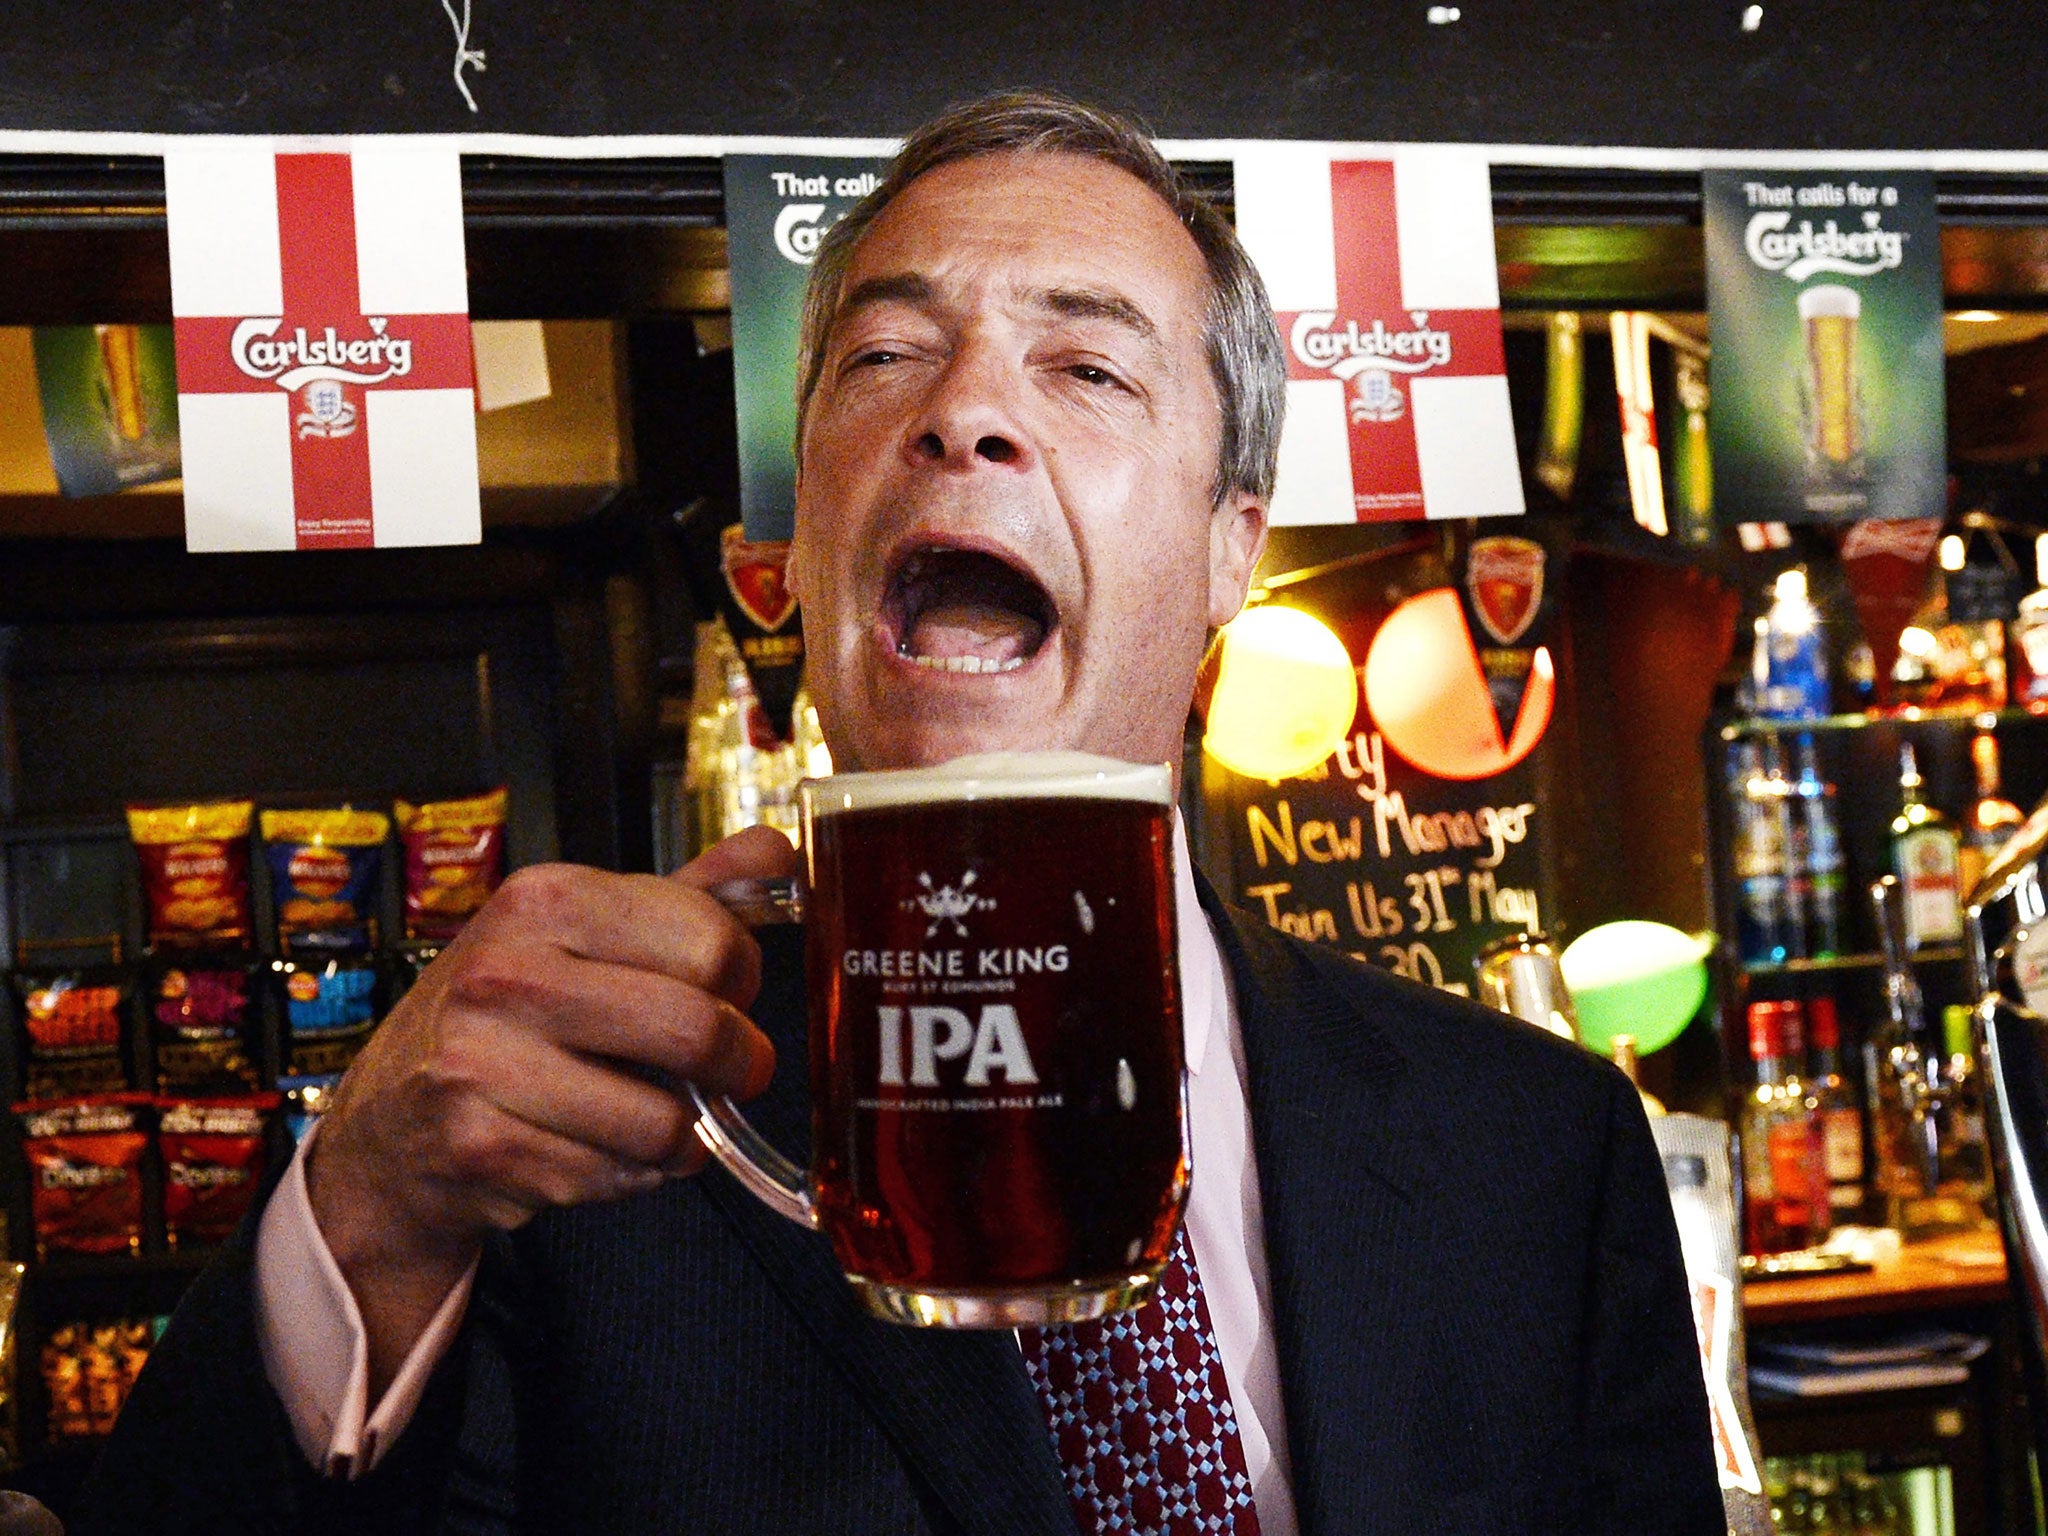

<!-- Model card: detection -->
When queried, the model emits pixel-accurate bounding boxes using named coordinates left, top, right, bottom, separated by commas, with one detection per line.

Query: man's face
left=788, top=151, right=1267, bottom=773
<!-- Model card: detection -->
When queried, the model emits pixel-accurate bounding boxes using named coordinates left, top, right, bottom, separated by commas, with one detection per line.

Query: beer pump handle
left=690, top=876, right=819, bottom=1229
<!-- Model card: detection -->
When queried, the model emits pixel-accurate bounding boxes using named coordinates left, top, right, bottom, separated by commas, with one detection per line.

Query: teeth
left=902, top=652, right=1027, bottom=675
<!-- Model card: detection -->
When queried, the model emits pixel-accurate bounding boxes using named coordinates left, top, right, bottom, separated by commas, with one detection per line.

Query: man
left=79, top=93, right=1722, bottom=1534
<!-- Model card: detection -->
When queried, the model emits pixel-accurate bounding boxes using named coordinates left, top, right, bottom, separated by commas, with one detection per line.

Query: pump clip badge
left=721, top=524, right=797, bottom=633
left=1466, top=536, right=1545, bottom=646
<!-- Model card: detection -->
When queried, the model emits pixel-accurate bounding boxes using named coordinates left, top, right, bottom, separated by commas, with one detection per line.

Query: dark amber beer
left=692, top=753, right=1188, bottom=1328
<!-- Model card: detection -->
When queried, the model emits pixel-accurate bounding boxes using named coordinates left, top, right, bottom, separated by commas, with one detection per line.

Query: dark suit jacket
left=76, top=881, right=1725, bottom=1535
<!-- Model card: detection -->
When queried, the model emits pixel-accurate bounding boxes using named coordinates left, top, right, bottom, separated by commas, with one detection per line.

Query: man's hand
left=304, top=826, right=799, bottom=1392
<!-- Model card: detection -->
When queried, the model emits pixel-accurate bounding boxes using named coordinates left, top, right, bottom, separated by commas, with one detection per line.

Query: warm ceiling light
left=1939, top=534, right=1967, bottom=572
left=1953, top=310, right=2005, bottom=323
left=1202, top=605, right=1360, bottom=782
left=1362, top=588, right=1554, bottom=780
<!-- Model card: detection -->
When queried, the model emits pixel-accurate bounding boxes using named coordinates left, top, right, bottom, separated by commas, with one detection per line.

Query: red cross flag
left=164, top=144, right=480, bottom=552
left=1234, top=146, right=1524, bottom=525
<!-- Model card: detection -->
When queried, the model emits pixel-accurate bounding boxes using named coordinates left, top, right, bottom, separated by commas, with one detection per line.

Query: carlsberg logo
left=774, top=203, right=829, bottom=265
left=1746, top=211, right=1905, bottom=282
left=1290, top=312, right=1453, bottom=376
left=877, top=1005, right=1039, bottom=1088
left=232, top=318, right=413, bottom=390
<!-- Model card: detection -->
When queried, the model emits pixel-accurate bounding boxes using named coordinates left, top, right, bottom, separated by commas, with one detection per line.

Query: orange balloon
left=1362, top=588, right=1553, bottom=780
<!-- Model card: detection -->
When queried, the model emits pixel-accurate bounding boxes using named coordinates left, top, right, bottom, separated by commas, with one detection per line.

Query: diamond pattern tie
left=1018, top=1227, right=1264, bottom=1536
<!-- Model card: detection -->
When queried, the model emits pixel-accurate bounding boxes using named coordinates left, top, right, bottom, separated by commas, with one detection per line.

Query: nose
left=903, top=341, right=1035, bottom=474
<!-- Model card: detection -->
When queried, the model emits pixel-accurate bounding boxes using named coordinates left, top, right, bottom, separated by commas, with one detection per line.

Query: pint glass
left=1799, top=284, right=1862, bottom=472
left=692, top=752, right=1189, bottom=1328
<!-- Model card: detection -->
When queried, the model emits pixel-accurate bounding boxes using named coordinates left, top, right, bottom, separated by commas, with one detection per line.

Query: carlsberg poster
left=724, top=154, right=888, bottom=542
left=1705, top=169, right=1944, bottom=525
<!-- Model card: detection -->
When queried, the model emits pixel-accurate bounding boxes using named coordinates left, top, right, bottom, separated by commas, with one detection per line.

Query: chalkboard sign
left=1199, top=532, right=1560, bottom=995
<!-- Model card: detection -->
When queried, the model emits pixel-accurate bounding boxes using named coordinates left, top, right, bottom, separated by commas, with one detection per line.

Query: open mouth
left=882, top=546, right=1056, bottom=675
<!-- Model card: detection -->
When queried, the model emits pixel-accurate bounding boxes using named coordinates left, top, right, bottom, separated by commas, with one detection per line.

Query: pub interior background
left=5, top=1, right=2048, bottom=1530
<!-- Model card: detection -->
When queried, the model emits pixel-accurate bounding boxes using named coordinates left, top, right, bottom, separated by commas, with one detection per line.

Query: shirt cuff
left=253, top=1123, right=479, bottom=1478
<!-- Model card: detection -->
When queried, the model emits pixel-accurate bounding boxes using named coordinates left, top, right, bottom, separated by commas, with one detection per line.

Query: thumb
left=673, top=823, right=803, bottom=891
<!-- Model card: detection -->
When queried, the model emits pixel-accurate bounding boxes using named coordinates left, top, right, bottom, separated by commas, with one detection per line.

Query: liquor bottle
left=1762, top=735, right=1809, bottom=961
left=1939, top=1003, right=1996, bottom=1224
left=1794, top=734, right=1846, bottom=959
left=1938, top=550, right=2016, bottom=714
left=2012, top=532, right=2048, bottom=711
left=1741, top=999, right=1830, bottom=1254
left=1729, top=739, right=1788, bottom=966
left=1888, top=742, right=1962, bottom=952
left=1806, top=996, right=1865, bottom=1218
left=684, top=619, right=808, bottom=854
left=1959, top=729, right=2024, bottom=900
left=1869, top=877, right=1985, bottom=1238
left=1758, top=568, right=1830, bottom=720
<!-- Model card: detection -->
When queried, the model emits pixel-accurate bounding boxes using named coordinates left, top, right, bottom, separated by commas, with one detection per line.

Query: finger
left=479, top=950, right=777, bottom=1100
left=673, top=824, right=804, bottom=893
left=436, top=1097, right=668, bottom=1230
left=469, top=1026, right=700, bottom=1168
left=468, top=864, right=766, bottom=1008
left=444, top=944, right=776, bottom=1101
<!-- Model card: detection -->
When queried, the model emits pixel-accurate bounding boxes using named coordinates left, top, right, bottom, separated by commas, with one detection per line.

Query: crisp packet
left=126, top=801, right=254, bottom=949
left=157, top=1095, right=277, bottom=1247
left=281, top=956, right=381, bottom=1076
left=148, top=961, right=260, bottom=1093
left=17, top=1096, right=150, bottom=1258
left=279, top=1072, right=344, bottom=1144
left=260, top=807, right=389, bottom=952
left=396, top=788, right=507, bottom=941
left=40, top=1318, right=151, bottom=1441
left=13, top=968, right=129, bottom=1099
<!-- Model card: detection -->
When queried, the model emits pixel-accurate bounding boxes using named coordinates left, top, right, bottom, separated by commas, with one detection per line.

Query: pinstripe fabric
left=78, top=878, right=1727, bottom=1536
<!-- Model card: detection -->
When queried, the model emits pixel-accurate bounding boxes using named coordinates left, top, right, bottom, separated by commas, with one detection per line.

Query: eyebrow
left=832, top=274, right=1159, bottom=344
left=1032, top=286, right=1158, bottom=341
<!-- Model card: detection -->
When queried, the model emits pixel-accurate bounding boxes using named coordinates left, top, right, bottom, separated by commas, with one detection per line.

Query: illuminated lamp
left=1559, top=921, right=1715, bottom=1057
left=1361, top=588, right=1554, bottom=780
left=1202, top=604, right=1359, bottom=782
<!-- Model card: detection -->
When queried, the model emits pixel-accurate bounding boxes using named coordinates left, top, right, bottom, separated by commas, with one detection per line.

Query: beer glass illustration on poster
left=30, top=325, right=182, bottom=497
left=1704, top=169, right=1944, bottom=525
left=724, top=154, right=888, bottom=542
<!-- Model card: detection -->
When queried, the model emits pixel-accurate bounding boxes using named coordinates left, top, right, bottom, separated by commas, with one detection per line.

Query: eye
left=850, top=348, right=903, bottom=369
left=1065, top=363, right=1126, bottom=390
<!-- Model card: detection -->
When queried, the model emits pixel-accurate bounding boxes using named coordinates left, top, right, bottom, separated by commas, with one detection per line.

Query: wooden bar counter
left=1742, top=1229, right=2011, bottom=1327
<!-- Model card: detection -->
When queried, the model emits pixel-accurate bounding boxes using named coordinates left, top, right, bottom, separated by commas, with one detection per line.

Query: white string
left=440, top=0, right=486, bottom=113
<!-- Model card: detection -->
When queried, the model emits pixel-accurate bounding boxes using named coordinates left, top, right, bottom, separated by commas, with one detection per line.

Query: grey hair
left=793, top=90, right=1287, bottom=506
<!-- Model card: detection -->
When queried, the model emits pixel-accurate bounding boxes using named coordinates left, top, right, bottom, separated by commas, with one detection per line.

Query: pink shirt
left=254, top=822, right=1298, bottom=1531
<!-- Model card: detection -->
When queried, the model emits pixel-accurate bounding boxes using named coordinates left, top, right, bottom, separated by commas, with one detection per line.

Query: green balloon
left=1559, top=921, right=1714, bottom=1057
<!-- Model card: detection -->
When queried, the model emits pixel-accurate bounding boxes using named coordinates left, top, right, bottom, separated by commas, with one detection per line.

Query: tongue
left=905, top=601, right=1045, bottom=663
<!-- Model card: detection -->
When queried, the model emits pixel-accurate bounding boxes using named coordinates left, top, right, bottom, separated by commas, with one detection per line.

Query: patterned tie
left=1018, top=1227, right=1264, bottom=1536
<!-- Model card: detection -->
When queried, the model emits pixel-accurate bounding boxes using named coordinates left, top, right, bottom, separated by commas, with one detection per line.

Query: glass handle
left=691, top=874, right=818, bottom=1229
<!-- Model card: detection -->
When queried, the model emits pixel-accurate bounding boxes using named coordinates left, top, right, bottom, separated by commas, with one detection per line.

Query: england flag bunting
left=164, top=143, right=481, bottom=552
left=1233, top=145, right=1524, bottom=525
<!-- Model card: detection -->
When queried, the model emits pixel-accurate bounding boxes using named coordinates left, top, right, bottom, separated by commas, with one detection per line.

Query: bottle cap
left=1944, top=1003, right=1975, bottom=1061
left=1807, top=995, right=1840, bottom=1052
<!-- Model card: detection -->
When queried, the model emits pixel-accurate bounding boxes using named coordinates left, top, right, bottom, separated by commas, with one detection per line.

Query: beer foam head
left=806, top=752, right=1171, bottom=816
left=1797, top=284, right=1860, bottom=320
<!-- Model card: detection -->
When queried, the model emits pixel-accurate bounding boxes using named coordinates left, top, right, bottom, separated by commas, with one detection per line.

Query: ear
left=1207, top=490, right=1269, bottom=630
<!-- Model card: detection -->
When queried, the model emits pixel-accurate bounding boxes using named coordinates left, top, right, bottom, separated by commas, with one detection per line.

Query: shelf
left=1720, top=707, right=2048, bottom=740
left=1741, top=946, right=1965, bottom=976
left=30, top=1248, right=215, bottom=1284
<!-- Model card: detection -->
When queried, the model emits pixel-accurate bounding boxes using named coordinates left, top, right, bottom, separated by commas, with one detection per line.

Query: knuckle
left=492, top=863, right=583, bottom=929
left=445, top=951, right=552, bottom=1017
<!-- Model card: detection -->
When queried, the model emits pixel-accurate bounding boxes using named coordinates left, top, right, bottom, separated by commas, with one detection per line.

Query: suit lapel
left=1200, top=880, right=1451, bottom=1536
left=699, top=927, right=1076, bottom=1536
